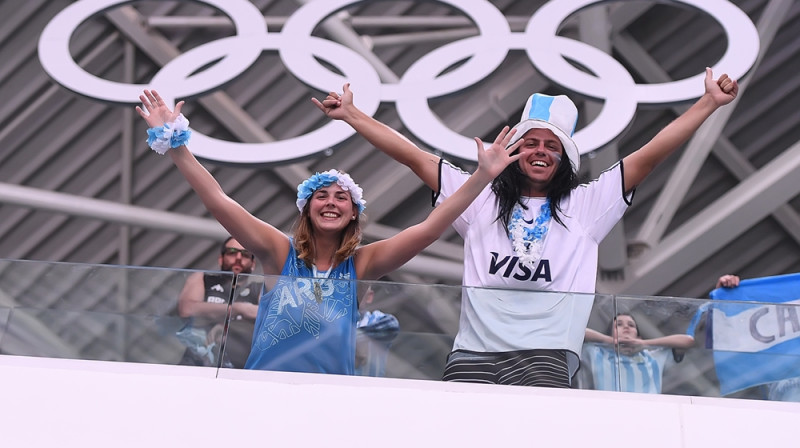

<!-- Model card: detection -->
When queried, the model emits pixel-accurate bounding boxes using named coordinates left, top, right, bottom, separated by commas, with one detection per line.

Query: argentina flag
left=687, top=273, right=800, bottom=396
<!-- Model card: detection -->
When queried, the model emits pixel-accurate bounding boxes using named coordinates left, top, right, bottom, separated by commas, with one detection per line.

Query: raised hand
left=704, top=67, right=738, bottom=107
left=473, top=126, right=523, bottom=181
left=311, top=83, right=355, bottom=121
left=715, top=274, right=740, bottom=289
left=136, top=89, right=185, bottom=128
left=616, top=335, right=645, bottom=356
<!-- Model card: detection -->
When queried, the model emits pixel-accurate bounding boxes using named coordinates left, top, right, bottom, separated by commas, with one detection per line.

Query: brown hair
left=293, top=203, right=363, bottom=268
left=608, top=313, right=639, bottom=337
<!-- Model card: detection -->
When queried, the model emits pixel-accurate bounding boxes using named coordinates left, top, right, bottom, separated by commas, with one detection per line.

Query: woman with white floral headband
left=136, top=89, right=522, bottom=375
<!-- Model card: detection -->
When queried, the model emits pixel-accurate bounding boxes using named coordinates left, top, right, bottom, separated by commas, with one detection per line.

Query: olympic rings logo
left=38, top=0, right=759, bottom=165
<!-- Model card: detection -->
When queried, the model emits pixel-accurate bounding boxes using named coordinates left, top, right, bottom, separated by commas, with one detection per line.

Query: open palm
left=135, top=89, right=184, bottom=128
left=475, top=126, right=522, bottom=180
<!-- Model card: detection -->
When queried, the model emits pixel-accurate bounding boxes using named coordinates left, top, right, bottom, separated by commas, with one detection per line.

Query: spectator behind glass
left=354, top=286, right=400, bottom=377
left=581, top=314, right=694, bottom=394
left=176, top=237, right=259, bottom=368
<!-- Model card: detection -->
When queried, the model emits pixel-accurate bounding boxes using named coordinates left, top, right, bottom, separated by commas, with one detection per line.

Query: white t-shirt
left=436, top=160, right=632, bottom=371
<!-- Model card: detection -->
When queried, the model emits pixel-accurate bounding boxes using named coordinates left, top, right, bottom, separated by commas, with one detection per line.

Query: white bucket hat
left=507, top=93, right=580, bottom=174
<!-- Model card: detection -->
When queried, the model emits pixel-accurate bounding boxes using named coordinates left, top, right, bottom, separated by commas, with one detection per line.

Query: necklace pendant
left=314, top=281, right=323, bottom=304
left=508, top=198, right=552, bottom=267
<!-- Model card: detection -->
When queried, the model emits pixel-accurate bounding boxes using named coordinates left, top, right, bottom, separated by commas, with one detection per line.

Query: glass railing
left=0, top=258, right=798, bottom=403
left=0, top=258, right=229, bottom=365
left=579, top=294, right=710, bottom=396
left=579, top=293, right=800, bottom=401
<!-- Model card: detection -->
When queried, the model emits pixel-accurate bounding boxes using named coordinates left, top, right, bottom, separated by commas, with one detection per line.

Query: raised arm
left=640, top=334, right=695, bottom=349
left=584, top=328, right=613, bottom=344
left=136, top=90, right=288, bottom=274
left=584, top=328, right=694, bottom=350
left=622, top=68, right=738, bottom=192
left=312, top=84, right=441, bottom=190
left=355, top=127, right=521, bottom=280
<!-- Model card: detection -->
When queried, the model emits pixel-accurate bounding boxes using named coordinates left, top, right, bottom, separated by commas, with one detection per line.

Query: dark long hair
left=491, top=153, right=579, bottom=231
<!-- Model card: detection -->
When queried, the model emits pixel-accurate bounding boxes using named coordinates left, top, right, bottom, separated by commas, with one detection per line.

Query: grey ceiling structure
left=0, top=0, right=799, bottom=303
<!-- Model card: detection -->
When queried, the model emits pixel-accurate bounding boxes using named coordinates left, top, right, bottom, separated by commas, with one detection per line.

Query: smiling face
left=307, top=183, right=357, bottom=234
left=515, top=128, right=564, bottom=196
left=612, top=314, right=639, bottom=340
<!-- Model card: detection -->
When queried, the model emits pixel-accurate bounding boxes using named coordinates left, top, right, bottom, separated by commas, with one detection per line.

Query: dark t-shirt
left=180, top=273, right=260, bottom=368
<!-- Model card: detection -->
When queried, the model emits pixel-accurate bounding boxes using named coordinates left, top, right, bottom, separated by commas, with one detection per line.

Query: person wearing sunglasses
left=176, top=236, right=259, bottom=368
left=137, top=89, right=521, bottom=375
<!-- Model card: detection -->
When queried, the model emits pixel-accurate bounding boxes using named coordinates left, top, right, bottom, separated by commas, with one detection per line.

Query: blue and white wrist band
left=146, top=114, right=191, bottom=155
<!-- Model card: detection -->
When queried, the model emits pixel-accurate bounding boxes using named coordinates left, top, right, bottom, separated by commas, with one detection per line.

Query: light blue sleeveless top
left=244, top=242, right=358, bottom=375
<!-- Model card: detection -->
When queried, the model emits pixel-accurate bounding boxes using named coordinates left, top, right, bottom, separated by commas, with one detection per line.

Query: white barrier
left=0, top=355, right=798, bottom=447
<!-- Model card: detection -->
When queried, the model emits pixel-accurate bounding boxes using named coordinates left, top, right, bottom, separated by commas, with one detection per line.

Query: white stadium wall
left=1, top=355, right=798, bottom=447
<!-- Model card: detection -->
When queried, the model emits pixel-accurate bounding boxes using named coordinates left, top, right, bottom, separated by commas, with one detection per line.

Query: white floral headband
left=295, top=169, right=366, bottom=214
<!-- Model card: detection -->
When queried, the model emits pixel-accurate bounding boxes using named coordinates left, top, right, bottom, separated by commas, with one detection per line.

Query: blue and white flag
left=688, top=273, right=800, bottom=395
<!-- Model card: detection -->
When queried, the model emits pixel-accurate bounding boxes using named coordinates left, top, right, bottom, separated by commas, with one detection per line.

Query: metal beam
left=611, top=11, right=800, bottom=253
left=607, top=2, right=653, bottom=32
left=632, top=0, right=791, bottom=248
left=0, top=182, right=226, bottom=238
left=713, top=137, right=800, bottom=246
left=607, top=139, right=800, bottom=295
left=120, top=41, right=135, bottom=267
left=0, top=182, right=464, bottom=281
left=107, top=4, right=470, bottom=268
left=105, top=7, right=311, bottom=188
left=580, top=5, right=628, bottom=274
left=107, top=6, right=452, bottom=259
left=295, top=0, right=400, bottom=82
left=283, top=1, right=467, bottom=255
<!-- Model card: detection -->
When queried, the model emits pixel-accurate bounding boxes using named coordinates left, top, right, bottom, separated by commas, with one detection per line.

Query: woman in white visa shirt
left=314, top=69, right=738, bottom=387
